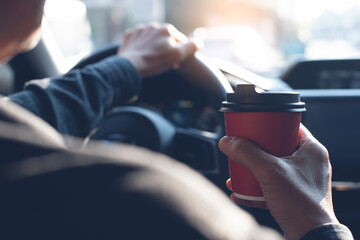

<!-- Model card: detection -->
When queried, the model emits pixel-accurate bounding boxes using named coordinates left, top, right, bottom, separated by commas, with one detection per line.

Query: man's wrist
left=281, top=206, right=339, bottom=240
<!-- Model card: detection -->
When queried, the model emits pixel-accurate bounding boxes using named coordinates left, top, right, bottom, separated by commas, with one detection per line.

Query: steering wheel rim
left=72, top=43, right=231, bottom=105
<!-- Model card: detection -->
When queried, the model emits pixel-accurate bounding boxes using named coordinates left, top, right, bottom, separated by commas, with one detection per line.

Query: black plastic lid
left=221, top=84, right=306, bottom=112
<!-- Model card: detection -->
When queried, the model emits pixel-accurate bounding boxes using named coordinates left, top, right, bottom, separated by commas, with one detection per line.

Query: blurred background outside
left=34, top=0, right=360, bottom=76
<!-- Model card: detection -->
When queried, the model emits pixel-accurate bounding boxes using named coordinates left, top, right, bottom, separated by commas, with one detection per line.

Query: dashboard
left=299, top=90, right=360, bottom=171
left=281, top=59, right=360, bottom=89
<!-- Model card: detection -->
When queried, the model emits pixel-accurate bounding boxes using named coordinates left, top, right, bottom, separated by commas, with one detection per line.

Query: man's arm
left=9, top=56, right=141, bottom=137
left=8, top=23, right=198, bottom=137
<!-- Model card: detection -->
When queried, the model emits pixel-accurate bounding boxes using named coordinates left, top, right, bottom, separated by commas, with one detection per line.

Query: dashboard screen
left=317, top=70, right=360, bottom=89
left=282, top=59, right=360, bottom=89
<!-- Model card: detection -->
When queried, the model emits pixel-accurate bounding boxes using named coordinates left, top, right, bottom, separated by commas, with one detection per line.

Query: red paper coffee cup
left=221, top=84, right=306, bottom=204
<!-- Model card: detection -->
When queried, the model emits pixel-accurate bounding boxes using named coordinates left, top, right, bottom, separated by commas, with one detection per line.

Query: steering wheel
left=74, top=43, right=232, bottom=180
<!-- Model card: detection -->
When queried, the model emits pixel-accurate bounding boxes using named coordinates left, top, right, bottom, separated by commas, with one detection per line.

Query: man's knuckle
left=160, top=27, right=171, bottom=36
left=171, top=49, right=182, bottom=61
left=315, top=145, right=329, bottom=164
left=123, top=29, right=133, bottom=37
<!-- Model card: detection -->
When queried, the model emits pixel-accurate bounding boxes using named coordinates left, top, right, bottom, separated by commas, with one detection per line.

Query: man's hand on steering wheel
left=117, top=23, right=199, bottom=78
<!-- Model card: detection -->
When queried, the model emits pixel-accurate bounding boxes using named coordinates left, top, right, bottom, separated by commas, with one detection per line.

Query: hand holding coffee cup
left=219, top=124, right=341, bottom=240
left=219, top=86, right=343, bottom=239
left=220, top=84, right=306, bottom=207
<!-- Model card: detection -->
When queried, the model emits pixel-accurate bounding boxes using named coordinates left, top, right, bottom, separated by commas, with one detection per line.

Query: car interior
left=1, top=0, right=360, bottom=238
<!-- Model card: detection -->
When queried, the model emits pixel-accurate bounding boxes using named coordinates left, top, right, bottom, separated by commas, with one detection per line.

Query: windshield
left=43, top=0, right=360, bottom=76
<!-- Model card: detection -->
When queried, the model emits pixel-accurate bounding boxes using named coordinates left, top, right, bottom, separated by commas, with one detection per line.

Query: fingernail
left=219, top=136, right=233, bottom=149
left=221, top=136, right=233, bottom=142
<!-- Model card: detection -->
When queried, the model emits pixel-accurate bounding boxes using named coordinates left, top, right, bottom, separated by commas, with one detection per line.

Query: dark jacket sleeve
left=8, top=56, right=141, bottom=137
left=300, top=223, right=354, bottom=240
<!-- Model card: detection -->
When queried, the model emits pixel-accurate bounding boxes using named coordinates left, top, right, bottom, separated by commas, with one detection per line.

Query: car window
left=43, top=0, right=360, bottom=76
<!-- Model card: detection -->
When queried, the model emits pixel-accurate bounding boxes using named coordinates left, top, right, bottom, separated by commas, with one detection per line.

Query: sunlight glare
left=291, top=0, right=360, bottom=23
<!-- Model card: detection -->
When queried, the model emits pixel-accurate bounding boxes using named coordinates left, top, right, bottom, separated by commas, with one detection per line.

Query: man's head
left=0, top=0, right=46, bottom=63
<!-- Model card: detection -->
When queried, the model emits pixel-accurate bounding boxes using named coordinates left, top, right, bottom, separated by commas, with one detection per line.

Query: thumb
left=218, top=136, right=278, bottom=172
